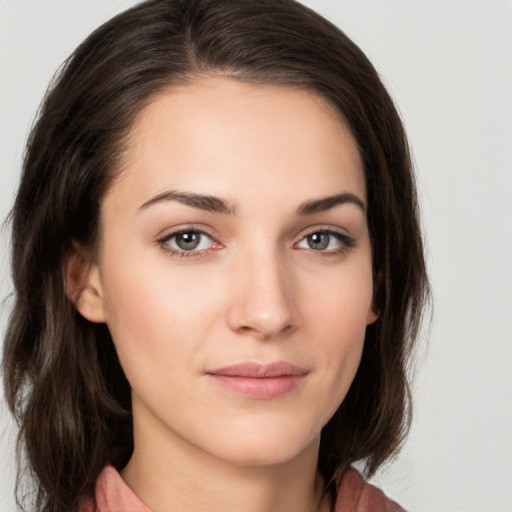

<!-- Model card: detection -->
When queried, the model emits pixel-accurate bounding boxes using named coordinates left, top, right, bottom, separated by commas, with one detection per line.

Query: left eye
left=162, top=230, right=214, bottom=251
left=296, top=231, right=345, bottom=251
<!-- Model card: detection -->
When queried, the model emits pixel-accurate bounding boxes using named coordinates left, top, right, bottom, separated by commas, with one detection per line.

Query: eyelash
left=296, top=228, right=356, bottom=257
left=156, top=227, right=356, bottom=259
left=156, top=228, right=220, bottom=259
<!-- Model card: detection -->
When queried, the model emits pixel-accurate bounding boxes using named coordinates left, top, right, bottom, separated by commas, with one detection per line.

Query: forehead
left=108, top=76, right=365, bottom=209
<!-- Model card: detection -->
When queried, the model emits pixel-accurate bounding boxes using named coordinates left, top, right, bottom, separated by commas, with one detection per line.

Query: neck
left=121, top=409, right=331, bottom=512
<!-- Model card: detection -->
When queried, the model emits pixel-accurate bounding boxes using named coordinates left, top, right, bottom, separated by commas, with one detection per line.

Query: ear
left=63, top=246, right=107, bottom=323
left=366, top=306, right=379, bottom=325
left=366, top=271, right=382, bottom=325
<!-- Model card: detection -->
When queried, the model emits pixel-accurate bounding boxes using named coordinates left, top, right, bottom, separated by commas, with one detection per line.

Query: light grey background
left=1, top=1, right=511, bottom=510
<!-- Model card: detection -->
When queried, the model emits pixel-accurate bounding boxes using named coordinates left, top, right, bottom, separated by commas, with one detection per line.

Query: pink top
left=81, top=465, right=404, bottom=512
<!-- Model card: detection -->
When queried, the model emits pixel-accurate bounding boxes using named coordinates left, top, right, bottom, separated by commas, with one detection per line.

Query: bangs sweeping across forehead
left=2, top=1, right=429, bottom=511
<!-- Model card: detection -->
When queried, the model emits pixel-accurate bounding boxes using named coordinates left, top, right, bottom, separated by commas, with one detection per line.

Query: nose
left=226, top=248, right=298, bottom=340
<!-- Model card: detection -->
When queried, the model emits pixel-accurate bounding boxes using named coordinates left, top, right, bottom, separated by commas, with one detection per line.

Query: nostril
left=235, top=322, right=296, bottom=340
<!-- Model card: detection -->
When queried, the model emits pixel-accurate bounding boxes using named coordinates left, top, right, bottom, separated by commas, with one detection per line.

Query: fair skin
left=72, top=76, right=377, bottom=512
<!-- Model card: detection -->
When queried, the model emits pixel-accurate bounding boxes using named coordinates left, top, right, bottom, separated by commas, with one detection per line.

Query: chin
left=201, top=421, right=321, bottom=468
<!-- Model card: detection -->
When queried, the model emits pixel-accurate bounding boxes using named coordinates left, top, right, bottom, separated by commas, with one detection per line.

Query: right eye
left=157, top=229, right=217, bottom=256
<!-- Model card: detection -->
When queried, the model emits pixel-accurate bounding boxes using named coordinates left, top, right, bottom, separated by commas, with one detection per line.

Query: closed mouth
left=206, top=361, right=308, bottom=399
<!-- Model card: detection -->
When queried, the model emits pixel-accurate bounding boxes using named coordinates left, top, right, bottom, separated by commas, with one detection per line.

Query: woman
left=2, top=0, right=429, bottom=511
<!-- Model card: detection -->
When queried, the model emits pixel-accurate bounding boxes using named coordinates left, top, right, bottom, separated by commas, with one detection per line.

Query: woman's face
left=81, top=76, right=376, bottom=467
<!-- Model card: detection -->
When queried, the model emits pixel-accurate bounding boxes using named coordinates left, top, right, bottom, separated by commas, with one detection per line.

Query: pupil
left=308, top=232, right=329, bottom=250
left=176, top=232, right=200, bottom=250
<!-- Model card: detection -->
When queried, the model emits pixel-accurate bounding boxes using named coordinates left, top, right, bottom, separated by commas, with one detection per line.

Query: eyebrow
left=296, top=193, right=366, bottom=215
left=137, top=190, right=365, bottom=216
left=138, top=190, right=237, bottom=215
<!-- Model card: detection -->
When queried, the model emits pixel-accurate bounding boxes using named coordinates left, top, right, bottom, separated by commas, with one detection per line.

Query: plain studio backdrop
left=1, top=1, right=511, bottom=511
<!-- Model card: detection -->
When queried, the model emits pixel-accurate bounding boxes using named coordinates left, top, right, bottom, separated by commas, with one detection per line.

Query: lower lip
left=208, top=375, right=306, bottom=399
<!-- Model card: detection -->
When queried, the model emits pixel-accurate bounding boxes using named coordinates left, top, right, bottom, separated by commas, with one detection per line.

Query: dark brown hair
left=2, top=0, right=429, bottom=510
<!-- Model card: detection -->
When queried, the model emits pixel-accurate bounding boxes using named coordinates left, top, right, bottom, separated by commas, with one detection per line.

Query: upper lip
left=206, top=361, right=308, bottom=378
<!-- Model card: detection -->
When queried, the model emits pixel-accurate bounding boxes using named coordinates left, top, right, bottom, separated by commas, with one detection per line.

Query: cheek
left=99, top=253, right=223, bottom=383
left=304, top=257, right=374, bottom=337
left=301, top=258, right=373, bottom=392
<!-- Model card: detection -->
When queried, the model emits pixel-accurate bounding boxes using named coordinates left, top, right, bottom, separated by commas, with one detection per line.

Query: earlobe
left=366, top=307, right=379, bottom=325
left=367, top=272, right=382, bottom=325
left=63, top=248, right=107, bottom=323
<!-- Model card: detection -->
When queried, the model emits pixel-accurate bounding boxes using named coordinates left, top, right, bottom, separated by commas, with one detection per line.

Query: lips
left=206, top=362, right=308, bottom=399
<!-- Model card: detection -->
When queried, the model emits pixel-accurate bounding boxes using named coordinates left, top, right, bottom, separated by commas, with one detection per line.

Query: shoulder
left=334, top=468, right=406, bottom=512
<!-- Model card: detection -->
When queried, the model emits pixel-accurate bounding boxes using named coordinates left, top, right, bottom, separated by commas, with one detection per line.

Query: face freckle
left=85, top=76, right=376, bottom=469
